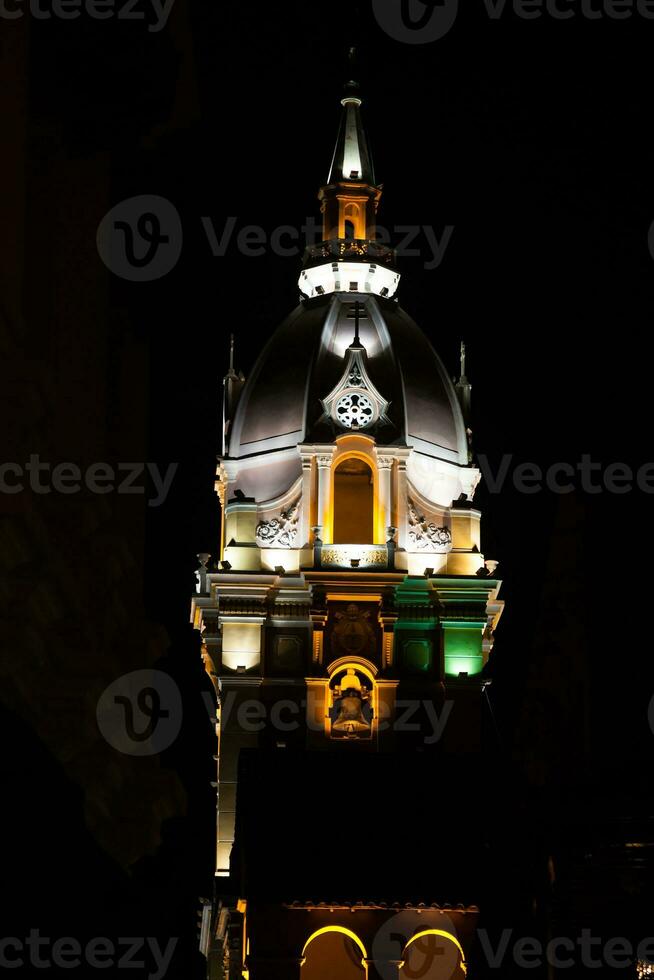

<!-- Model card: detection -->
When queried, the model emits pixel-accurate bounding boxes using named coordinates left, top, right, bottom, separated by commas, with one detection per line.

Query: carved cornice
left=218, top=597, right=268, bottom=617
left=270, top=601, right=311, bottom=620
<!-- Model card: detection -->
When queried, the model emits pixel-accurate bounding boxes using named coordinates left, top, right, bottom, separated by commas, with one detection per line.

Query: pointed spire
left=455, top=340, right=473, bottom=462
left=225, top=333, right=238, bottom=380
left=222, top=334, right=245, bottom=457
left=327, top=48, right=375, bottom=186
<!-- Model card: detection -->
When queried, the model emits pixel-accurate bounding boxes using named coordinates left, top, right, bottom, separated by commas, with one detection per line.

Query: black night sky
left=3, top=0, right=654, bottom=976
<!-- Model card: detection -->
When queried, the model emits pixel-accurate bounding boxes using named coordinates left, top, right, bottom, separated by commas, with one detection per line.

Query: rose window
left=335, top=392, right=375, bottom=429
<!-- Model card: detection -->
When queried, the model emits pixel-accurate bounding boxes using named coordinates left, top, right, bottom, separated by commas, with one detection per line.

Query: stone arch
left=302, top=926, right=367, bottom=979
left=342, top=201, right=364, bottom=239
left=329, top=435, right=381, bottom=544
left=401, top=930, right=467, bottom=979
left=333, top=456, right=374, bottom=544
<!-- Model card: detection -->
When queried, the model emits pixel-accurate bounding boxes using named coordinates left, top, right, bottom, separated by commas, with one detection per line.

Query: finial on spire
left=225, top=334, right=239, bottom=381
left=222, top=334, right=246, bottom=457
left=345, top=46, right=360, bottom=100
left=455, top=341, right=473, bottom=462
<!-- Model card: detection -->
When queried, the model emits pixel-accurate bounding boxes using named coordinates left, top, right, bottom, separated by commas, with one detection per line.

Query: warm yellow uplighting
left=324, top=436, right=386, bottom=545
left=326, top=656, right=378, bottom=682
left=221, top=622, right=261, bottom=672
left=402, top=930, right=467, bottom=975
left=301, top=927, right=368, bottom=967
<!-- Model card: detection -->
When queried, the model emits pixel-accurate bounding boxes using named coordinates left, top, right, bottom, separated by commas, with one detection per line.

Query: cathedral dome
left=228, top=293, right=468, bottom=468
left=219, top=79, right=478, bottom=515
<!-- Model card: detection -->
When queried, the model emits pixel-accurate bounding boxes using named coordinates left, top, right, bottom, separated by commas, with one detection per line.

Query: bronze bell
left=332, top=669, right=371, bottom=736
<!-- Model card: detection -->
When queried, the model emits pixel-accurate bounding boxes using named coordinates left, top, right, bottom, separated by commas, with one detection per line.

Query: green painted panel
left=402, top=638, right=433, bottom=672
left=444, top=626, right=483, bottom=677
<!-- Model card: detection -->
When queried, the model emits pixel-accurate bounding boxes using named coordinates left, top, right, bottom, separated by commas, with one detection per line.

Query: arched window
left=400, top=931, right=467, bottom=980
left=302, top=928, right=366, bottom=980
left=333, top=458, right=374, bottom=544
left=343, top=202, right=361, bottom=241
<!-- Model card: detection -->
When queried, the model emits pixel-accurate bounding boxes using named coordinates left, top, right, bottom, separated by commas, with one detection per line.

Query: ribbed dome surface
left=228, top=294, right=468, bottom=466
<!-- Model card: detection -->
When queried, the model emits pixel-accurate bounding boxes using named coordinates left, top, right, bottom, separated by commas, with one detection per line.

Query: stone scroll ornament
left=255, top=501, right=300, bottom=549
left=407, top=499, right=453, bottom=551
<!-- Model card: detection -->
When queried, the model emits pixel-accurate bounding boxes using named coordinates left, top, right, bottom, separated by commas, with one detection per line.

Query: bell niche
left=329, top=667, right=374, bottom=739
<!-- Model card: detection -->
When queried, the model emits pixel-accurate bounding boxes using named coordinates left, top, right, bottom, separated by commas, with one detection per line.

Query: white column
left=396, top=456, right=409, bottom=550
left=377, top=455, right=394, bottom=542
left=316, top=454, right=333, bottom=542
left=299, top=453, right=313, bottom=547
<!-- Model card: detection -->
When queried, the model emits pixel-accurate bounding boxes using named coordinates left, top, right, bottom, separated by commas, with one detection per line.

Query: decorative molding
left=335, top=391, right=375, bottom=429
left=458, top=467, right=482, bottom=501
left=218, top=598, right=267, bottom=618
left=320, top=345, right=390, bottom=432
left=215, top=466, right=227, bottom=507
left=256, top=501, right=299, bottom=548
left=408, top=499, right=453, bottom=552
left=320, top=545, right=388, bottom=569
left=376, top=455, right=395, bottom=471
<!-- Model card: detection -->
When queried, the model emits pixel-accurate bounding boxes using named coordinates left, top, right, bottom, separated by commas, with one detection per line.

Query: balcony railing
left=315, top=542, right=394, bottom=571
left=302, top=239, right=397, bottom=270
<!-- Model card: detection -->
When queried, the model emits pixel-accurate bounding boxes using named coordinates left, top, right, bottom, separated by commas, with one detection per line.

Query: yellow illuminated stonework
left=301, top=927, right=368, bottom=967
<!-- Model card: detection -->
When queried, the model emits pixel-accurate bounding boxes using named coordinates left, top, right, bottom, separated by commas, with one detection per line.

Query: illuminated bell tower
left=192, top=75, right=504, bottom=980
left=320, top=78, right=380, bottom=241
